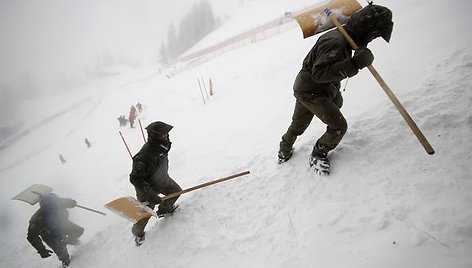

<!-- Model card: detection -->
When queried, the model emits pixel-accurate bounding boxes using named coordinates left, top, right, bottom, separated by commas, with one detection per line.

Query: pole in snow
left=197, top=78, right=206, bottom=105
left=201, top=76, right=210, bottom=100
left=119, top=131, right=133, bottom=159
left=138, top=119, right=146, bottom=143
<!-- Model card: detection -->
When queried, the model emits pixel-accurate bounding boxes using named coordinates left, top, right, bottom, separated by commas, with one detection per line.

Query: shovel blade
left=294, top=0, right=362, bottom=38
left=105, top=196, right=157, bottom=223
left=12, top=184, right=53, bottom=205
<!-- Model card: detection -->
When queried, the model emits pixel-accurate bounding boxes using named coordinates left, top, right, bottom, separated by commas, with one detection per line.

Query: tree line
left=159, top=0, right=219, bottom=66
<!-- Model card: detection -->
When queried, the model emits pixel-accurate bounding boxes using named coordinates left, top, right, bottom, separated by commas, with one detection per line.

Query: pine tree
left=159, top=0, right=219, bottom=65
left=158, top=43, right=169, bottom=66
left=166, top=22, right=179, bottom=60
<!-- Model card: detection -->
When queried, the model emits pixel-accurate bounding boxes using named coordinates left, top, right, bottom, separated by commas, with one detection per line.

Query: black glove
left=39, top=249, right=53, bottom=258
left=136, top=189, right=150, bottom=203
left=62, top=259, right=71, bottom=267
left=149, top=195, right=162, bottom=205
left=352, top=47, right=374, bottom=69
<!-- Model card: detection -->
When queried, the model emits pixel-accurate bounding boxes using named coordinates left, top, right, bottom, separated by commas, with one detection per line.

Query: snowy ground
left=1, top=0, right=472, bottom=267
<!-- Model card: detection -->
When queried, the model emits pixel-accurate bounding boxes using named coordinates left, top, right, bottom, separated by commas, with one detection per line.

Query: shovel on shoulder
left=293, top=0, right=434, bottom=155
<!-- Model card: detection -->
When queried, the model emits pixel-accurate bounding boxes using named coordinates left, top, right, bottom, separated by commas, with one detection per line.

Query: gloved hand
left=352, top=47, right=374, bottom=69
left=38, top=249, right=53, bottom=258
left=62, top=258, right=71, bottom=267
left=149, top=195, right=162, bottom=205
left=136, top=190, right=149, bottom=203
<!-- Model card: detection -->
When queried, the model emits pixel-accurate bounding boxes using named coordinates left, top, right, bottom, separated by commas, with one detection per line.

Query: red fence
left=165, top=14, right=297, bottom=77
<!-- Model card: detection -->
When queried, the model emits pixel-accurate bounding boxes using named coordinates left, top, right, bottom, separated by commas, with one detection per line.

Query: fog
left=0, top=0, right=194, bottom=92
left=0, top=0, right=241, bottom=142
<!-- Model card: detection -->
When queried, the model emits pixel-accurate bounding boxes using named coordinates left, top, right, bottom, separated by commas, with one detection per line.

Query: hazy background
left=0, top=0, right=241, bottom=141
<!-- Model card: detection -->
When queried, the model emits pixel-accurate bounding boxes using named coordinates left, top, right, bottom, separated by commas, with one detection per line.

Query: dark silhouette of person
left=84, top=138, right=91, bottom=148
left=59, top=155, right=67, bottom=164
left=27, top=193, right=84, bottom=267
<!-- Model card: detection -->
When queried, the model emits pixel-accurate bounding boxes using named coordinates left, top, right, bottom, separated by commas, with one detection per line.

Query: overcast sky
left=0, top=0, right=240, bottom=93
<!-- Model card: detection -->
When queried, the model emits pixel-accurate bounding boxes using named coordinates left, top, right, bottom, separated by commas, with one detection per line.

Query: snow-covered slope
left=1, top=0, right=471, bottom=267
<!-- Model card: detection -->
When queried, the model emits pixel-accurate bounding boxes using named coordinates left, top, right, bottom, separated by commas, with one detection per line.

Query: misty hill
left=0, top=0, right=471, bottom=267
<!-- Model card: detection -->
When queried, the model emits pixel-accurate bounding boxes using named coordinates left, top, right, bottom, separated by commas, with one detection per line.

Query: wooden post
left=209, top=78, right=214, bottom=96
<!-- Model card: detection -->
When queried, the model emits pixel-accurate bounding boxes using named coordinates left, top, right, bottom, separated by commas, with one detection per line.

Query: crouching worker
left=129, top=121, right=182, bottom=246
left=27, top=193, right=84, bottom=268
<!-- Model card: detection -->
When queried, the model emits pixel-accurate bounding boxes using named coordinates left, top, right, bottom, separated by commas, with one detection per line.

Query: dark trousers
left=63, top=222, right=84, bottom=244
left=44, top=238, right=69, bottom=263
left=43, top=222, right=84, bottom=262
left=280, top=93, right=347, bottom=157
left=132, top=179, right=182, bottom=236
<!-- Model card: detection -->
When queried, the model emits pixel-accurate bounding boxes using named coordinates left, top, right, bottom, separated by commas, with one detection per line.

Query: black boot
left=309, top=154, right=330, bottom=175
left=156, top=204, right=179, bottom=218
left=135, top=232, right=145, bottom=246
left=62, top=259, right=71, bottom=268
left=277, top=148, right=293, bottom=164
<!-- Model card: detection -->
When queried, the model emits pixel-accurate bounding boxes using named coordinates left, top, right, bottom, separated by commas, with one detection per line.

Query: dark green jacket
left=294, top=28, right=358, bottom=99
left=27, top=198, right=76, bottom=252
left=129, top=142, right=173, bottom=202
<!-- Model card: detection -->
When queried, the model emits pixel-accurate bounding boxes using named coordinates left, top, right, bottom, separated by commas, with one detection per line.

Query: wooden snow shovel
left=293, top=0, right=435, bottom=155
left=293, top=0, right=362, bottom=38
left=104, top=196, right=157, bottom=222
left=105, top=170, right=250, bottom=222
left=324, top=8, right=435, bottom=155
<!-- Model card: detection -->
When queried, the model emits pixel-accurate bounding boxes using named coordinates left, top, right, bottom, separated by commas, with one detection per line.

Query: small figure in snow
left=84, top=138, right=91, bottom=148
left=27, top=193, right=84, bottom=268
left=136, top=102, right=143, bottom=113
left=117, top=116, right=123, bottom=127
left=59, top=154, right=67, bottom=164
left=128, top=105, right=137, bottom=128
left=278, top=4, right=394, bottom=175
left=129, top=121, right=182, bottom=246
left=117, top=115, right=128, bottom=127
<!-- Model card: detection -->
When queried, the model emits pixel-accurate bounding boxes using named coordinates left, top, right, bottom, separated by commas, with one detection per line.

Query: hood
left=346, top=4, right=394, bottom=46
left=146, top=121, right=173, bottom=145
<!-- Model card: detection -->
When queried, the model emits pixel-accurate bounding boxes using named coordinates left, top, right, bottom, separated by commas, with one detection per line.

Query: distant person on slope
left=128, top=105, right=137, bottom=128
left=27, top=193, right=84, bottom=268
left=59, top=154, right=67, bottom=164
left=136, top=102, right=143, bottom=113
left=117, top=115, right=128, bottom=127
left=84, top=138, right=92, bottom=148
left=129, top=121, right=182, bottom=246
left=278, top=4, right=394, bottom=175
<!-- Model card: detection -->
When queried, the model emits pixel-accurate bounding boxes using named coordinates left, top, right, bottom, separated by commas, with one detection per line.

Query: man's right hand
left=352, top=47, right=374, bottom=69
left=39, top=249, right=53, bottom=258
left=136, top=188, right=150, bottom=203
left=149, top=195, right=162, bottom=205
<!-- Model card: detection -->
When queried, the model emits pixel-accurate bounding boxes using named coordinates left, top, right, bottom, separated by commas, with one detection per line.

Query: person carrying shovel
left=278, top=3, right=394, bottom=175
left=26, top=193, right=84, bottom=268
left=129, top=121, right=182, bottom=246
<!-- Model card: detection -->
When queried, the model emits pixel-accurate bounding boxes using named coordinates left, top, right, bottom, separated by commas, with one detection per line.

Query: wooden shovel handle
left=76, top=204, right=107, bottom=216
left=326, top=9, right=435, bottom=155
left=161, top=171, right=250, bottom=201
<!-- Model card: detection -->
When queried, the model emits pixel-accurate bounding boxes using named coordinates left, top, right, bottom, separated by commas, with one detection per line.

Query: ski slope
left=1, top=0, right=472, bottom=267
